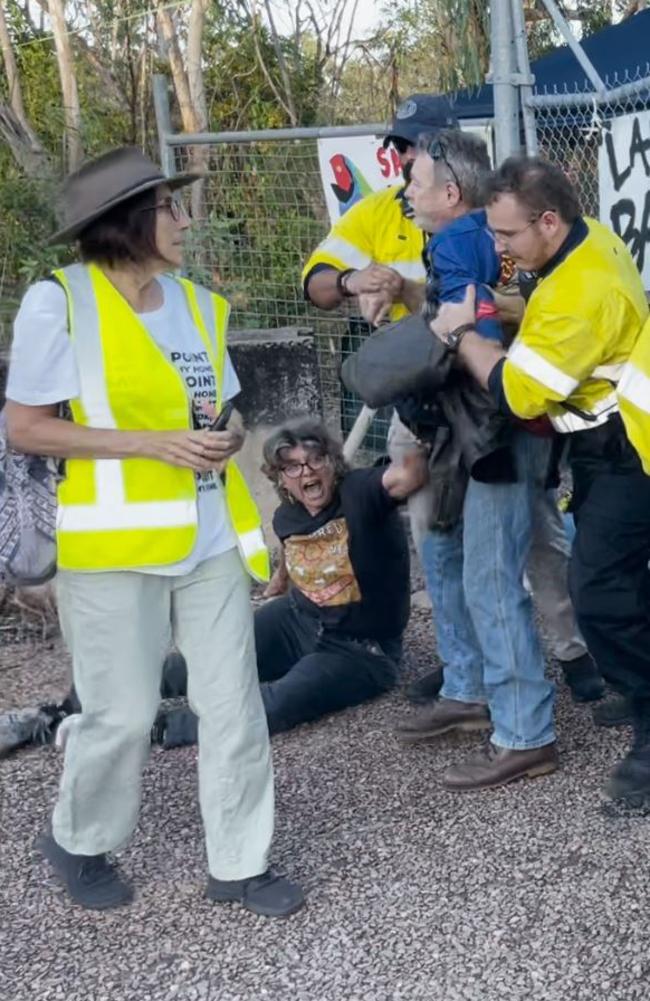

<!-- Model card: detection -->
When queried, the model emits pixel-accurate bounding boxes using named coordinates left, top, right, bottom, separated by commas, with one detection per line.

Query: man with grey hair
left=393, top=129, right=600, bottom=789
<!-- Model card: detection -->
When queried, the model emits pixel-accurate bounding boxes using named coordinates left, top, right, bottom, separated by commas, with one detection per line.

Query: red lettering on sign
left=376, top=147, right=390, bottom=178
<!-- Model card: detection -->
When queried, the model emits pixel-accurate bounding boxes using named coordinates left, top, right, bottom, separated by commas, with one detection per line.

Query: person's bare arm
left=263, top=546, right=289, bottom=599
left=456, top=333, right=506, bottom=389
left=493, top=289, right=525, bottom=326
left=304, top=268, right=345, bottom=310
left=429, top=286, right=506, bottom=391
left=4, top=400, right=238, bottom=473
left=305, top=264, right=405, bottom=312
left=401, top=279, right=426, bottom=315
left=382, top=449, right=429, bottom=499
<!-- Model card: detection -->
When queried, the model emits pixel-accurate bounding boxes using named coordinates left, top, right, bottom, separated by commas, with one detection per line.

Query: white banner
left=599, top=111, right=650, bottom=288
left=317, top=125, right=493, bottom=225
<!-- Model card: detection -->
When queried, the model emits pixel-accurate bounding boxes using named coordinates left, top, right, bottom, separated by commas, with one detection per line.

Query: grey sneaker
left=0, top=708, right=55, bottom=758
left=206, top=870, right=305, bottom=918
left=395, top=698, right=491, bottom=743
left=36, top=831, right=134, bottom=910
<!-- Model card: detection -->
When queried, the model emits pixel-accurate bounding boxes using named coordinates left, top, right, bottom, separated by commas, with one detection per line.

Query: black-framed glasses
left=428, top=139, right=463, bottom=199
left=488, top=216, right=541, bottom=244
left=280, top=454, right=329, bottom=479
left=140, top=192, right=187, bottom=222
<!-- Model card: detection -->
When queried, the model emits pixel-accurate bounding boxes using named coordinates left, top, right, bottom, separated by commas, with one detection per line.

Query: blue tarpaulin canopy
left=451, top=10, right=650, bottom=120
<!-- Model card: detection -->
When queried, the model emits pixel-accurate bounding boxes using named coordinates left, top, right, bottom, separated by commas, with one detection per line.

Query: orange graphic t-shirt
left=284, top=517, right=361, bottom=607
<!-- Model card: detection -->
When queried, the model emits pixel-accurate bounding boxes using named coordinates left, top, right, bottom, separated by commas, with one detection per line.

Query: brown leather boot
left=395, top=698, right=491, bottom=743
left=442, top=741, right=559, bottom=791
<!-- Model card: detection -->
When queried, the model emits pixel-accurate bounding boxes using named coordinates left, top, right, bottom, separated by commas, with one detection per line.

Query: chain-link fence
left=532, top=65, right=650, bottom=234
left=169, top=130, right=393, bottom=455
left=165, top=67, right=650, bottom=458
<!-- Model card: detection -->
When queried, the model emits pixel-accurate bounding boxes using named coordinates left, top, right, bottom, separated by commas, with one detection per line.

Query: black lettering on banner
left=605, top=115, right=650, bottom=274
left=610, top=192, right=650, bottom=274
left=605, top=116, right=650, bottom=192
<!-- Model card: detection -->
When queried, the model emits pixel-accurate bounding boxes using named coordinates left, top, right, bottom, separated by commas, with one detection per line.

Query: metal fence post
left=490, top=0, right=520, bottom=162
left=152, top=74, right=175, bottom=177
left=510, top=0, right=538, bottom=155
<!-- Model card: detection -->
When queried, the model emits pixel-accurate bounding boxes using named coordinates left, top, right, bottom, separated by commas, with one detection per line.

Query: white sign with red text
left=317, top=124, right=493, bottom=224
left=317, top=135, right=403, bottom=224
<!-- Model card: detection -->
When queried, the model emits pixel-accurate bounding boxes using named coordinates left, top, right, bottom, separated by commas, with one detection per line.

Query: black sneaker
left=592, top=695, right=634, bottom=728
left=206, top=870, right=305, bottom=918
left=36, top=831, right=134, bottom=910
left=560, top=653, right=606, bottom=704
left=405, top=667, right=444, bottom=704
left=605, top=752, right=650, bottom=811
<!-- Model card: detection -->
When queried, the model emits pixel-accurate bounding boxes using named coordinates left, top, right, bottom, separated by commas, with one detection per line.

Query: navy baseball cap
left=383, top=94, right=459, bottom=147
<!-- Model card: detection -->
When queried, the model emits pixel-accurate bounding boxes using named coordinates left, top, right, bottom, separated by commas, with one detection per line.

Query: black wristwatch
left=336, top=268, right=357, bottom=297
left=443, top=322, right=476, bottom=352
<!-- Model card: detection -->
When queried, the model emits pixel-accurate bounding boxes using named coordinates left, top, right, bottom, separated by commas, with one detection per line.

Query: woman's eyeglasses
left=140, top=193, right=188, bottom=221
left=280, top=454, right=329, bottom=479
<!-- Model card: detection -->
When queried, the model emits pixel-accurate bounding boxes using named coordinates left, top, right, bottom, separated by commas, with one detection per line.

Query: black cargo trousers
left=568, top=414, right=650, bottom=697
left=255, top=594, right=401, bottom=734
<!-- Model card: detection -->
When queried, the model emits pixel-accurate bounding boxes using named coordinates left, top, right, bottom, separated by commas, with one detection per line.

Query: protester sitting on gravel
left=4, top=146, right=303, bottom=918
left=149, top=417, right=428, bottom=744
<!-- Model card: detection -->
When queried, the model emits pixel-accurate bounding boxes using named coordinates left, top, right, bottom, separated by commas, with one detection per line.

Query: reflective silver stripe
left=62, top=265, right=119, bottom=431
left=550, top=390, right=620, bottom=433
left=618, top=363, right=650, bottom=413
left=238, top=527, right=266, bottom=559
left=386, top=259, right=426, bottom=281
left=57, top=499, right=196, bottom=532
left=317, top=235, right=371, bottom=270
left=59, top=264, right=198, bottom=532
left=592, top=363, right=625, bottom=383
left=508, top=342, right=579, bottom=397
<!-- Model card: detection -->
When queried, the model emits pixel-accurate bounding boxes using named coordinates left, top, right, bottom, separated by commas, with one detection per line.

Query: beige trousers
left=52, top=548, right=274, bottom=880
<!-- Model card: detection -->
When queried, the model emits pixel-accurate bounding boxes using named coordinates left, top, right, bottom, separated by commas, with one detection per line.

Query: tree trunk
left=156, top=3, right=199, bottom=133
left=0, top=103, right=53, bottom=178
left=186, top=0, right=210, bottom=216
left=0, top=3, right=28, bottom=126
left=47, top=0, right=83, bottom=169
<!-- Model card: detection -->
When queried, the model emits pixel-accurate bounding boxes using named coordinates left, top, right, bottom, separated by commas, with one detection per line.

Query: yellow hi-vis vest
left=618, top=316, right=650, bottom=474
left=53, top=263, right=270, bottom=581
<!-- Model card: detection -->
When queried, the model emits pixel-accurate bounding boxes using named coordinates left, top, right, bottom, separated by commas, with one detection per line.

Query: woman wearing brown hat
left=4, top=146, right=304, bottom=917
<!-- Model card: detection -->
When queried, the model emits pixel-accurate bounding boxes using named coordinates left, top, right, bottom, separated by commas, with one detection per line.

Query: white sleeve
left=222, top=349, right=241, bottom=402
left=6, top=280, right=81, bottom=405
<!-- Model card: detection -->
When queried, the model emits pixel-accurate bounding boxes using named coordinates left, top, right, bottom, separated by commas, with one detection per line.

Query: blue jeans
left=420, top=431, right=555, bottom=750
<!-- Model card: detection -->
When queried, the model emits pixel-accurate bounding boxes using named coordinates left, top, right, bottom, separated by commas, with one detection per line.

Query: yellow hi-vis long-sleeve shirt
left=500, top=218, right=648, bottom=433
left=618, top=318, right=650, bottom=473
left=302, top=186, right=426, bottom=321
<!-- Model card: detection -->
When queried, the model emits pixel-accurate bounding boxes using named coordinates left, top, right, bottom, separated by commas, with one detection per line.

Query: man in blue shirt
left=394, top=130, right=600, bottom=789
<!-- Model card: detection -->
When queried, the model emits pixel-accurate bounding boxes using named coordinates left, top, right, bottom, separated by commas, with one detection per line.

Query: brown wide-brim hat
left=48, top=145, right=202, bottom=245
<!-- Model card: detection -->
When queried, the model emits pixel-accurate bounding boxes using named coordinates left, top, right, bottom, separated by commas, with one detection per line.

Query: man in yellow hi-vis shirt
left=431, top=156, right=650, bottom=806
left=302, top=94, right=457, bottom=324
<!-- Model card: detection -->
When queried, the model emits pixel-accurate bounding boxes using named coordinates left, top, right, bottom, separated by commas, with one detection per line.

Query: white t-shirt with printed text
left=7, top=274, right=240, bottom=575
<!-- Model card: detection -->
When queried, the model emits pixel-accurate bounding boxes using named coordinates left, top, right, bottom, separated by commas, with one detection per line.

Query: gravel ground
left=1, top=592, right=650, bottom=1001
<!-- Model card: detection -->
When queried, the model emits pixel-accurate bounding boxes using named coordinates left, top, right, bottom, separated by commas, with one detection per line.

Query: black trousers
left=256, top=596, right=400, bottom=734
left=150, top=595, right=400, bottom=744
left=569, top=424, right=650, bottom=698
